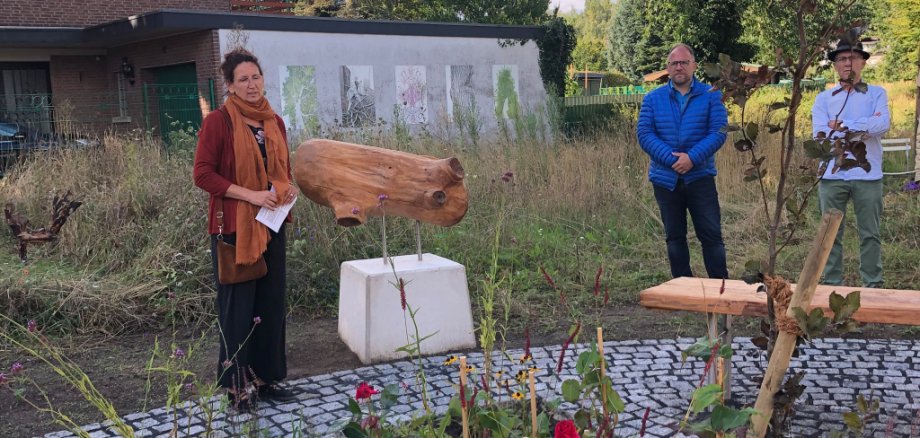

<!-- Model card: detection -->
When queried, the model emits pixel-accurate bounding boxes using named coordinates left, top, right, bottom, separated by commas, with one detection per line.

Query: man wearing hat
left=811, top=39, right=890, bottom=287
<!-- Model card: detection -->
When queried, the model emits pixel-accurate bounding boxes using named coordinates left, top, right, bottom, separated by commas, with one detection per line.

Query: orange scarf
left=224, top=94, right=290, bottom=265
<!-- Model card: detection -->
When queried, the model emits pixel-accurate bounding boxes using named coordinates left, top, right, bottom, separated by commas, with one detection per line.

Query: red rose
left=355, top=382, right=379, bottom=401
left=554, top=419, right=580, bottom=438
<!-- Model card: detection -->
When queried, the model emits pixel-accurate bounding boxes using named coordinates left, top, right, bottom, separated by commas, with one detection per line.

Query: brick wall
left=49, top=30, right=222, bottom=136
left=3, top=0, right=229, bottom=27
left=49, top=56, right=116, bottom=135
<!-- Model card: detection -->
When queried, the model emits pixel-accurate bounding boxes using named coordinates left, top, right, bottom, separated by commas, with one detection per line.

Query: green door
left=147, top=63, right=201, bottom=142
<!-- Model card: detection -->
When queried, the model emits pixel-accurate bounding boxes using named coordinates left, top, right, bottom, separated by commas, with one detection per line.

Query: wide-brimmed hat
left=828, top=39, right=870, bottom=61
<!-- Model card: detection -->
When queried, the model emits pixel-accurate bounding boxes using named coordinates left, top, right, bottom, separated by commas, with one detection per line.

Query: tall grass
left=0, top=86, right=917, bottom=336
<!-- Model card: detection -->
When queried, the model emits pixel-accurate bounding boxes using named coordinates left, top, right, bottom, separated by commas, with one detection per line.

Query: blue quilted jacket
left=637, top=79, right=728, bottom=190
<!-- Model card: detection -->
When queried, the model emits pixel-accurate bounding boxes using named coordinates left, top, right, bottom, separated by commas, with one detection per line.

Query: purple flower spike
left=377, top=194, right=389, bottom=202
left=10, top=363, right=23, bottom=375
left=27, top=320, right=37, bottom=332
left=903, top=181, right=920, bottom=192
left=253, top=316, right=262, bottom=325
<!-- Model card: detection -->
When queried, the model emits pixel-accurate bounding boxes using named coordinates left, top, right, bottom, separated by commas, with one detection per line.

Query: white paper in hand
left=256, top=187, right=296, bottom=233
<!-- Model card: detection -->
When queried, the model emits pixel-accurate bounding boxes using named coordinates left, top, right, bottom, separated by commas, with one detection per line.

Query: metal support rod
left=381, top=215, right=388, bottom=264
left=415, top=220, right=422, bottom=261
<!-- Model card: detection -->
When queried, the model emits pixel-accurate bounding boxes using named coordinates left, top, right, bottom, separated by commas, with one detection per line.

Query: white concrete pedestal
left=338, top=253, right=476, bottom=364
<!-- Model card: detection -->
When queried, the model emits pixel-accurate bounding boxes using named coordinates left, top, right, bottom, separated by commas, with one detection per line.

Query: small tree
left=705, top=1, right=866, bottom=435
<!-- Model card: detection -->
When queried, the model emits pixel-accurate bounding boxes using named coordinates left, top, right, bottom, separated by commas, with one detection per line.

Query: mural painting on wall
left=446, top=65, right=475, bottom=125
left=280, top=65, right=319, bottom=136
left=492, top=65, right=520, bottom=120
left=340, top=65, right=376, bottom=127
left=395, top=65, right=428, bottom=125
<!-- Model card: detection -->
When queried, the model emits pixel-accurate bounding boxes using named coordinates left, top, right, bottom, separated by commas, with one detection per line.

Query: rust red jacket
left=193, top=107, right=292, bottom=235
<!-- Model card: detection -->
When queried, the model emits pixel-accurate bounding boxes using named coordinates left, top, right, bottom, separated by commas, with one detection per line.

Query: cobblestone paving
left=42, top=337, right=920, bottom=437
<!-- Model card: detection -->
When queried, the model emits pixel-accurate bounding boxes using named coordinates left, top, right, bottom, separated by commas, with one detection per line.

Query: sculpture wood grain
left=292, top=139, right=468, bottom=227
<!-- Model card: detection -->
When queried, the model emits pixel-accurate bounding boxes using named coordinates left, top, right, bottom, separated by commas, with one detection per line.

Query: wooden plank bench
left=640, top=276, right=920, bottom=399
left=640, top=276, right=920, bottom=326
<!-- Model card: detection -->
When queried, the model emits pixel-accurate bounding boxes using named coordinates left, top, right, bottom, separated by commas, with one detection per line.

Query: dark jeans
left=210, top=224, right=287, bottom=390
left=653, top=177, right=728, bottom=279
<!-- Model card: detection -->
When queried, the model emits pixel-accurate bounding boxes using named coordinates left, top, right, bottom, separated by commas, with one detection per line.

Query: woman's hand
left=281, top=187, right=298, bottom=206
left=248, top=190, right=279, bottom=210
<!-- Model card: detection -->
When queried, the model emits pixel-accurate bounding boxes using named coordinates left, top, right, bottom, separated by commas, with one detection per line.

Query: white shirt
left=811, top=84, right=890, bottom=181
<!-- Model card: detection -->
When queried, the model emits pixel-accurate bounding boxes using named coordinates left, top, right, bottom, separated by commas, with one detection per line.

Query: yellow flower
left=442, top=355, right=458, bottom=366
left=529, top=366, right=539, bottom=374
left=518, top=353, right=533, bottom=364
left=515, top=370, right=527, bottom=383
left=466, top=365, right=476, bottom=372
left=493, top=371, right=504, bottom=379
left=512, top=391, right=524, bottom=400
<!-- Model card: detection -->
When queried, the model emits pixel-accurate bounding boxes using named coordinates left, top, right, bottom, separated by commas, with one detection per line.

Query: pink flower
left=253, top=316, right=262, bottom=325
left=500, top=171, right=514, bottom=182
left=0, top=373, right=7, bottom=385
left=184, top=383, right=194, bottom=392
left=377, top=194, right=389, bottom=202
left=556, top=323, right=581, bottom=374
left=355, top=382, right=379, bottom=401
left=554, top=419, right=580, bottom=438
left=10, top=363, right=23, bottom=375
left=593, top=265, right=603, bottom=297
left=351, top=207, right=360, bottom=215
left=398, top=278, right=407, bottom=311
left=172, top=348, right=185, bottom=359
left=640, top=406, right=651, bottom=436
left=27, top=320, right=37, bottom=332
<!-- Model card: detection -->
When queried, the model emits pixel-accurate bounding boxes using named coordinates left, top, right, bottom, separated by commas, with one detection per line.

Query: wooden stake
left=529, top=369, right=538, bottom=437
left=749, top=210, right=843, bottom=437
left=597, top=327, right=608, bottom=408
left=459, top=356, right=470, bottom=438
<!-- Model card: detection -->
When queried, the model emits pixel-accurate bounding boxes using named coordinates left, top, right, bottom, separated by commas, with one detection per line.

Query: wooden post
left=749, top=210, right=843, bottom=437
left=459, top=356, right=470, bottom=438
left=597, top=327, right=608, bottom=408
left=528, top=370, right=538, bottom=437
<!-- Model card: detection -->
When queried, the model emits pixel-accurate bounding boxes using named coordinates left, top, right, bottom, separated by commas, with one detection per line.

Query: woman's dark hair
left=220, top=49, right=262, bottom=84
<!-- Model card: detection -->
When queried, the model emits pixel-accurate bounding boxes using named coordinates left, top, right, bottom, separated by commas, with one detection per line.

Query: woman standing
left=193, top=48, right=297, bottom=411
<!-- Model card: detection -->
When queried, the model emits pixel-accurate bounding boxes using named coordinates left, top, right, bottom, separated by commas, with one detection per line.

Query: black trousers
left=210, top=225, right=287, bottom=390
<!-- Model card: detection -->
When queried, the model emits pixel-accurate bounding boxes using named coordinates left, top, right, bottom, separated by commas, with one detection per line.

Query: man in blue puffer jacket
left=637, top=43, right=729, bottom=280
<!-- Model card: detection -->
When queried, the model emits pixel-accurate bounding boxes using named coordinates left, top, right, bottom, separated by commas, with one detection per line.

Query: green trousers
left=817, top=179, right=883, bottom=287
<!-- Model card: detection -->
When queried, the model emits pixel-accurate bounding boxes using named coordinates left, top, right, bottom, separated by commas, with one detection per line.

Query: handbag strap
left=216, top=106, right=232, bottom=241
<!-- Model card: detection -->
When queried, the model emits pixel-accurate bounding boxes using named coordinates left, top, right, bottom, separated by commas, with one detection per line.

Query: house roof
left=0, top=9, right=544, bottom=49
left=643, top=69, right=668, bottom=82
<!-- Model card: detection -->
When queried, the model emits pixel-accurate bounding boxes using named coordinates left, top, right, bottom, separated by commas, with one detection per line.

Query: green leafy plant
left=830, top=393, right=881, bottom=437
left=560, top=342, right=625, bottom=436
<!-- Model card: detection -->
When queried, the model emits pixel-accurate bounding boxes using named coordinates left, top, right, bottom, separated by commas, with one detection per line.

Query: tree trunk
left=292, top=139, right=468, bottom=227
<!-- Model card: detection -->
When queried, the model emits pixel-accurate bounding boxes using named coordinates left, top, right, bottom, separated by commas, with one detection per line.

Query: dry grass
left=0, top=84, right=916, bottom=335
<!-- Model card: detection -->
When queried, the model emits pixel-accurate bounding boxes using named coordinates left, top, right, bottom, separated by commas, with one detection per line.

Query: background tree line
left=293, top=0, right=919, bottom=84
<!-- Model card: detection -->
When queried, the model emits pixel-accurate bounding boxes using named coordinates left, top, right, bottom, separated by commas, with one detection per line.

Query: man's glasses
left=667, top=60, right=692, bottom=68
left=834, top=56, right=858, bottom=64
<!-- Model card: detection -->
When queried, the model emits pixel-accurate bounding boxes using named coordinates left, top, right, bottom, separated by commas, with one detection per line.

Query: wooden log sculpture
left=4, top=190, right=82, bottom=262
left=292, top=139, right=468, bottom=227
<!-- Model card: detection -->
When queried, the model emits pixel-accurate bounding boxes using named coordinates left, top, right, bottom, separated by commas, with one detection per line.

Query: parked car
left=0, top=121, right=47, bottom=153
left=0, top=120, right=96, bottom=178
